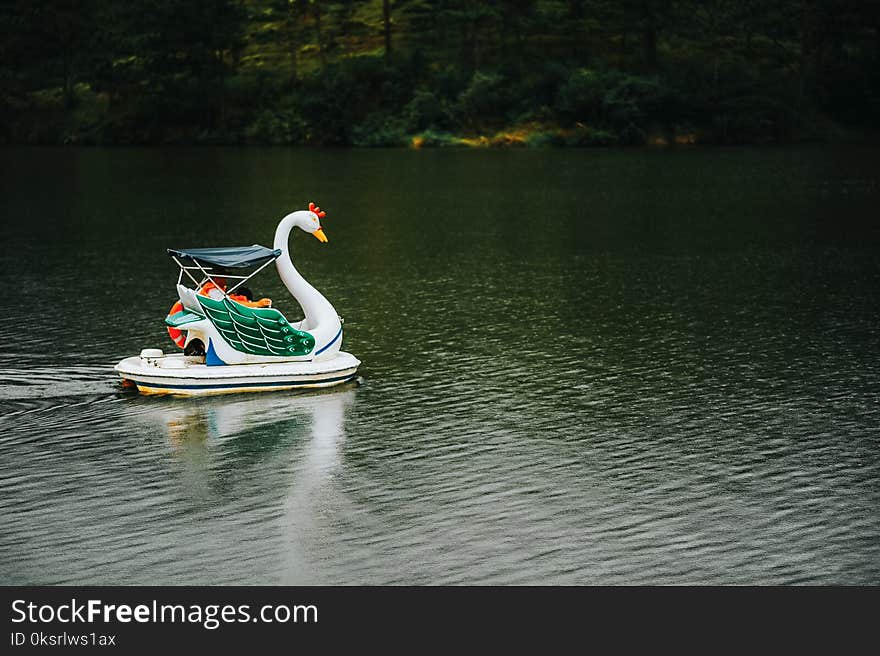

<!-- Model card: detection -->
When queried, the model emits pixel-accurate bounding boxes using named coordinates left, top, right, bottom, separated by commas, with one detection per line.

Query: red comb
left=308, top=201, right=326, bottom=219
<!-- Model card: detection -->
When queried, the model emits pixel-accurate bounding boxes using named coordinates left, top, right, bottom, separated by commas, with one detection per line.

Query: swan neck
left=273, top=214, right=337, bottom=335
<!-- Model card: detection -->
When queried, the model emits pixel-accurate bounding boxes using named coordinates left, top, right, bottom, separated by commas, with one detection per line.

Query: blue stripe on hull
left=315, top=326, right=343, bottom=356
left=135, top=372, right=356, bottom=391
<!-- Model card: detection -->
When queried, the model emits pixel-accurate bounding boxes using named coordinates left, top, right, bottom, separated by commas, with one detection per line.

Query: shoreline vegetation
left=3, top=1, right=878, bottom=148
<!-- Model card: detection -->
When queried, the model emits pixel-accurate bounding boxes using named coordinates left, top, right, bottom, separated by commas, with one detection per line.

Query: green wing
left=164, top=309, right=204, bottom=328
left=197, top=295, right=315, bottom=357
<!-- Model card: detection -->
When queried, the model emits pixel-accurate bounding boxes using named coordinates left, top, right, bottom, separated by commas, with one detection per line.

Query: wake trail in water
left=0, top=363, right=124, bottom=404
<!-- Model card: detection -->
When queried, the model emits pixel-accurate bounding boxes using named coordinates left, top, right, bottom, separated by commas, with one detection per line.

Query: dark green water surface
left=1, top=146, right=878, bottom=584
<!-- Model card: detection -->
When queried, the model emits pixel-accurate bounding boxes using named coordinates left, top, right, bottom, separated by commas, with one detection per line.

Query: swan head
left=301, top=201, right=328, bottom=243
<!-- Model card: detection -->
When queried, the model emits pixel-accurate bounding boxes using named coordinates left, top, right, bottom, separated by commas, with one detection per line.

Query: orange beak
left=312, top=228, right=328, bottom=243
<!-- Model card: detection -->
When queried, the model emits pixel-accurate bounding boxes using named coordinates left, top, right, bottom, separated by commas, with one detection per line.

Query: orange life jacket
left=198, top=281, right=224, bottom=297
left=199, top=281, right=269, bottom=307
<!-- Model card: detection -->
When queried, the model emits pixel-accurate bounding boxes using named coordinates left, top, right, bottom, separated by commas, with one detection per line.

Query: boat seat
left=177, top=284, right=205, bottom=314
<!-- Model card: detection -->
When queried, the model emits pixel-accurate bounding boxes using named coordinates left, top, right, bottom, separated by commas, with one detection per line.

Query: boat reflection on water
left=132, top=383, right=357, bottom=450
left=113, top=382, right=359, bottom=582
left=128, top=383, right=357, bottom=538
left=279, top=384, right=357, bottom=584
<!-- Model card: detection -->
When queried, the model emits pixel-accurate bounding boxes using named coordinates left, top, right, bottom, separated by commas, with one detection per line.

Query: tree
left=99, top=0, right=246, bottom=134
left=1, top=0, right=100, bottom=108
left=383, top=0, right=392, bottom=63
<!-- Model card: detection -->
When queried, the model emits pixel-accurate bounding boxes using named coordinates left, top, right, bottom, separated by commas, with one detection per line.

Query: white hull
left=115, top=351, right=360, bottom=397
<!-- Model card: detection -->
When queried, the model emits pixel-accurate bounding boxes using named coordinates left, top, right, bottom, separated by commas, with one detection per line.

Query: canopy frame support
left=171, top=254, right=280, bottom=301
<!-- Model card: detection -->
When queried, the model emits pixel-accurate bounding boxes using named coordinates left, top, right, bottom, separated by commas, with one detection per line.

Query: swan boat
left=115, top=203, right=360, bottom=396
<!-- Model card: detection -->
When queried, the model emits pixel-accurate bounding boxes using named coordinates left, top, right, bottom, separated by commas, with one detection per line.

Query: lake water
left=1, top=145, right=878, bottom=584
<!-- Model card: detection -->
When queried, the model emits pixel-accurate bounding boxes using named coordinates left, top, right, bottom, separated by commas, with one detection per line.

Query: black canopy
left=167, top=245, right=281, bottom=269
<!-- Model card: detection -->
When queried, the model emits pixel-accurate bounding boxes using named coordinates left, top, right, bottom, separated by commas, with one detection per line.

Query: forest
left=2, top=0, right=879, bottom=147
